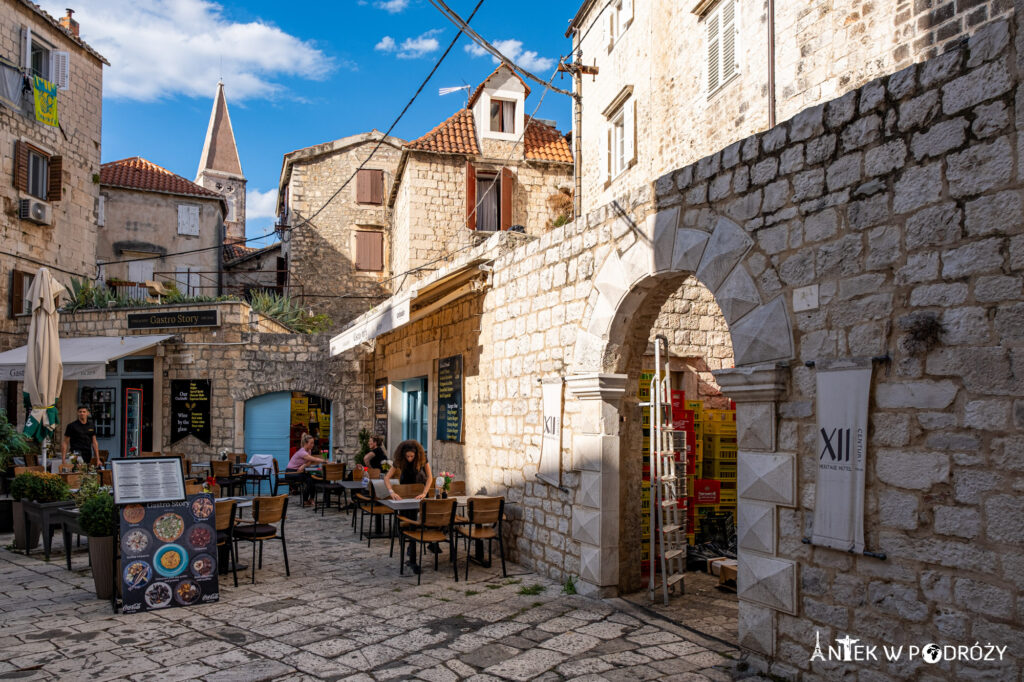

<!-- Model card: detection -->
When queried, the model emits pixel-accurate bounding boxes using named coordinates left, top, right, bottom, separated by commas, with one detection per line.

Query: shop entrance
left=400, top=378, right=429, bottom=448
left=244, top=390, right=332, bottom=473
left=77, top=357, right=154, bottom=458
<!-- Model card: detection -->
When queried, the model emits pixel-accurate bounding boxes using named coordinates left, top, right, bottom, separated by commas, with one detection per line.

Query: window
left=605, top=0, right=634, bottom=50
left=21, top=28, right=69, bottom=90
left=489, top=99, right=515, bottom=133
left=174, top=266, right=200, bottom=295
left=128, top=259, right=153, bottom=284
left=177, top=204, right=200, bottom=235
left=225, top=194, right=236, bottom=222
left=706, top=0, right=738, bottom=96
left=355, top=230, right=384, bottom=271
left=13, top=141, right=61, bottom=201
left=30, top=41, right=49, bottom=81
left=8, top=271, right=34, bottom=318
left=356, top=169, right=385, bottom=205
left=601, top=92, right=636, bottom=183
left=466, top=162, right=515, bottom=231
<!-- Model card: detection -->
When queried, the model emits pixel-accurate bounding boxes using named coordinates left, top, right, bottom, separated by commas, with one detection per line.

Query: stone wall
left=97, top=187, right=223, bottom=293
left=58, top=301, right=370, bottom=458
left=572, top=0, right=1015, bottom=215
left=0, top=2, right=104, bottom=350
left=362, top=15, right=1023, bottom=677
left=283, top=135, right=402, bottom=330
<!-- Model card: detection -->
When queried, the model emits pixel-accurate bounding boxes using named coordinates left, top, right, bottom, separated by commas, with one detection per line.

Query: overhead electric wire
left=427, top=0, right=576, bottom=99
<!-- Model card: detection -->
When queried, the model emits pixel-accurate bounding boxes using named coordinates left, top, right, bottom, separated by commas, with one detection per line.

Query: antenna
left=439, top=84, right=471, bottom=107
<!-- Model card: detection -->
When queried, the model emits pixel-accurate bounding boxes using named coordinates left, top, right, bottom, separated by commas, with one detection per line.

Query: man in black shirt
left=62, top=405, right=101, bottom=466
left=365, top=436, right=387, bottom=469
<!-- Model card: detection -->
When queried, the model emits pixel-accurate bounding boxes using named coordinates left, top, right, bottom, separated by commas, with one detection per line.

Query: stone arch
left=232, top=378, right=343, bottom=405
left=566, top=206, right=797, bottom=659
left=571, top=208, right=795, bottom=374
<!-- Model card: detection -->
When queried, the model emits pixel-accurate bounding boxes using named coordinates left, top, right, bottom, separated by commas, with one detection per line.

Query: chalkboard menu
left=171, top=380, right=211, bottom=444
left=374, top=378, right=388, bottom=437
left=119, top=493, right=219, bottom=613
left=436, top=355, right=463, bottom=443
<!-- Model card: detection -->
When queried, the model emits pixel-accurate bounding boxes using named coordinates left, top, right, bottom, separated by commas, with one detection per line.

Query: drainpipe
left=767, top=0, right=776, bottom=128
left=573, top=51, right=583, bottom=221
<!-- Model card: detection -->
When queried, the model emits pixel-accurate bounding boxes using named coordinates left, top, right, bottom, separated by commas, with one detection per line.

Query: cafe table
left=380, top=496, right=496, bottom=566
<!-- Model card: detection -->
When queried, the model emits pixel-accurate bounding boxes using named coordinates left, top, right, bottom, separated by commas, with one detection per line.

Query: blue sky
left=39, top=0, right=577, bottom=247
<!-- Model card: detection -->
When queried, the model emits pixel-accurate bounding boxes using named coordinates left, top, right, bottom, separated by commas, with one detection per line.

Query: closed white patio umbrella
left=23, top=268, right=67, bottom=470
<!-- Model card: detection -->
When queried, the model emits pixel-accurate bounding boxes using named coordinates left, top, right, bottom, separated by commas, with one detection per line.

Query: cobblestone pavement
left=0, top=503, right=745, bottom=681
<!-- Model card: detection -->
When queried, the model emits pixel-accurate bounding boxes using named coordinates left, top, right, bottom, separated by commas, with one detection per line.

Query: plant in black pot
left=17, top=471, right=73, bottom=556
left=10, top=472, right=38, bottom=549
left=0, top=410, right=31, bottom=513
left=79, top=490, right=117, bottom=599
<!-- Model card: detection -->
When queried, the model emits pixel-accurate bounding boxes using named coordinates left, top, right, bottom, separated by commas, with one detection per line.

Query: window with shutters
left=705, top=0, right=738, bottom=97
left=27, top=149, right=48, bottom=199
left=21, top=29, right=69, bottom=89
left=356, top=169, right=385, bottom=205
left=605, top=0, right=634, bottom=51
left=177, top=204, right=200, bottom=236
left=355, top=230, right=384, bottom=271
left=15, top=142, right=62, bottom=202
left=602, top=91, right=635, bottom=182
left=8, top=271, right=34, bottom=318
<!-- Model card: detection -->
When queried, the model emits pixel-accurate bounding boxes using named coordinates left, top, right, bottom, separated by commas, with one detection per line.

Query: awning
left=0, top=335, right=174, bottom=381
left=329, top=259, right=489, bottom=356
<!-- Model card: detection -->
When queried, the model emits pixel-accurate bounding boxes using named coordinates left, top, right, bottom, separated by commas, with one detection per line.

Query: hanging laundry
left=32, top=75, right=58, bottom=127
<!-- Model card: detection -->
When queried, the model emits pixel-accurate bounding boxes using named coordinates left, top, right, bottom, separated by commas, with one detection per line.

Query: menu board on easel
left=111, top=457, right=186, bottom=505
left=171, top=380, right=211, bottom=444
left=119, top=493, right=219, bottom=613
left=374, top=378, right=388, bottom=437
left=435, top=355, right=463, bottom=443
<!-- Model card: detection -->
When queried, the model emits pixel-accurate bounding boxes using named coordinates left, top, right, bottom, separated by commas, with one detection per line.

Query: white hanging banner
left=811, top=358, right=872, bottom=553
left=538, top=378, right=564, bottom=486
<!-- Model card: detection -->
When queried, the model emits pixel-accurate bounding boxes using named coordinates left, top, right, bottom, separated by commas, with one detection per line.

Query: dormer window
left=490, top=99, right=516, bottom=133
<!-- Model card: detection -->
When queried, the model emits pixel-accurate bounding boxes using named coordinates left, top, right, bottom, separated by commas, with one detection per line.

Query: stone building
left=330, top=9, right=1024, bottom=679
left=222, top=241, right=284, bottom=299
left=194, top=81, right=246, bottom=244
left=277, top=130, right=404, bottom=328
left=389, top=64, right=574, bottom=292
left=0, top=1, right=106, bottom=419
left=98, top=157, right=226, bottom=296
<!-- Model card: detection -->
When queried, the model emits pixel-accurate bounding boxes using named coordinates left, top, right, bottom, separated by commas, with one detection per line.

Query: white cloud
left=246, top=187, right=279, bottom=221
left=397, top=29, right=442, bottom=59
left=375, top=0, right=409, bottom=12
left=38, top=0, right=337, bottom=101
left=463, top=38, right=555, bottom=73
left=374, top=36, right=397, bottom=52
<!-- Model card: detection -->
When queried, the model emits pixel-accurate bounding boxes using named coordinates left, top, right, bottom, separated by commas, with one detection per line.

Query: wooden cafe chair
left=215, top=499, right=239, bottom=587
left=456, top=496, right=507, bottom=580
left=233, top=494, right=290, bottom=584
left=399, top=497, right=458, bottom=585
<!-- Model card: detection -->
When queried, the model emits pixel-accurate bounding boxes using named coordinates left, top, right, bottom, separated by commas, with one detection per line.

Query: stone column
left=713, top=362, right=792, bottom=661
left=565, top=373, right=627, bottom=597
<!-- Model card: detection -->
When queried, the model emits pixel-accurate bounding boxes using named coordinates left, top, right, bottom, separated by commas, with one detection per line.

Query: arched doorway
left=567, top=210, right=795, bottom=658
left=244, top=390, right=333, bottom=472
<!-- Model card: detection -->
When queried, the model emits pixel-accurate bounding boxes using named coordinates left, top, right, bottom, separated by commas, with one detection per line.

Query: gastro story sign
left=127, top=310, right=219, bottom=330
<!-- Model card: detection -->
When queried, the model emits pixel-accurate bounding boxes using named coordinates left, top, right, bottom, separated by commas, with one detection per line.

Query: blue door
left=244, top=391, right=292, bottom=474
left=401, top=378, right=429, bottom=450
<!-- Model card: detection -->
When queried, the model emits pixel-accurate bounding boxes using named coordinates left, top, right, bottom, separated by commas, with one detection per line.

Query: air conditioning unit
left=19, top=199, right=52, bottom=226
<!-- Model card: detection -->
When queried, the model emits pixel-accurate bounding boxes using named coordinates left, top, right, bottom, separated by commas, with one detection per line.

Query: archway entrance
left=244, top=390, right=333, bottom=472
left=566, top=210, right=796, bottom=659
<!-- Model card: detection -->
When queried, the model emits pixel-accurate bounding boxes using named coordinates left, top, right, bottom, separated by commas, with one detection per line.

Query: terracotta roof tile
left=467, top=64, right=531, bottom=108
left=101, top=157, right=224, bottom=201
left=524, top=118, right=573, bottom=163
left=405, top=109, right=480, bottom=155
left=222, top=242, right=256, bottom=261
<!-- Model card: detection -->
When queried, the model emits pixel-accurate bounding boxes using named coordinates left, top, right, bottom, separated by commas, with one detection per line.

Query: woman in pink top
left=285, top=434, right=324, bottom=506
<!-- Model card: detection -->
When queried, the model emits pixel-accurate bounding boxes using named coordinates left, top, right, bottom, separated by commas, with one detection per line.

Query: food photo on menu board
left=119, top=494, right=219, bottom=613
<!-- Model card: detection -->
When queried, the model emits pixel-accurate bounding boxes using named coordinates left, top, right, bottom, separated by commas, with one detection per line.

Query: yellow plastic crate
left=710, top=460, right=737, bottom=481
left=720, top=486, right=737, bottom=504
left=685, top=400, right=703, bottom=413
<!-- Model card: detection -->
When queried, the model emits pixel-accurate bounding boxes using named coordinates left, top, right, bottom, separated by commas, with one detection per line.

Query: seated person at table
left=365, top=435, right=387, bottom=470
left=286, top=434, right=325, bottom=507
left=384, top=440, right=433, bottom=573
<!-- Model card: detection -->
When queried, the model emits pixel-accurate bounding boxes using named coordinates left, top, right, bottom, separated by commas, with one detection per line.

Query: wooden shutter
left=13, top=141, right=29, bottom=192
left=9, top=271, right=25, bottom=319
left=97, top=195, right=105, bottom=226
left=356, top=169, right=371, bottom=203
left=368, top=231, right=383, bottom=270
left=500, top=167, right=514, bottom=231
left=46, top=156, right=62, bottom=202
left=624, top=98, right=636, bottom=164
left=370, top=170, right=384, bottom=205
left=599, top=124, right=609, bottom=184
left=465, top=161, right=477, bottom=230
left=51, top=51, right=70, bottom=90
left=21, top=28, right=31, bottom=70
left=707, top=10, right=720, bottom=93
left=721, top=0, right=736, bottom=82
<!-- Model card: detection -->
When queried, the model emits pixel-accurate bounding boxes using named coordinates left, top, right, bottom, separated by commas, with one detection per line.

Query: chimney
left=59, top=9, right=79, bottom=38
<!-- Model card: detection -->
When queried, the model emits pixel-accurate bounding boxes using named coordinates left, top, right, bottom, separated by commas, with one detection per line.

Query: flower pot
left=12, top=501, right=40, bottom=550
left=88, top=536, right=115, bottom=599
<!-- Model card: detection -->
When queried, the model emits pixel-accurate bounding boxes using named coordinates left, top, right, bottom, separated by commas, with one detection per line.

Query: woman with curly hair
left=384, top=439, right=433, bottom=572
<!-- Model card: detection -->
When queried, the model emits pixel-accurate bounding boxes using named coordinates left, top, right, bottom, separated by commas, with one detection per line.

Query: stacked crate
left=699, top=407, right=738, bottom=535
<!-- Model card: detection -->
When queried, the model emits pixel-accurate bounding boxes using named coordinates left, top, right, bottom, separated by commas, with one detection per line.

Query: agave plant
left=248, top=291, right=331, bottom=334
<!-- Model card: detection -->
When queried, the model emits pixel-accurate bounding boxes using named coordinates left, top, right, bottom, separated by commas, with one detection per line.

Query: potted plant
left=355, top=428, right=371, bottom=467
left=10, top=472, right=40, bottom=549
left=78, top=490, right=116, bottom=599
left=19, top=471, right=73, bottom=555
left=0, top=409, right=31, bottom=512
